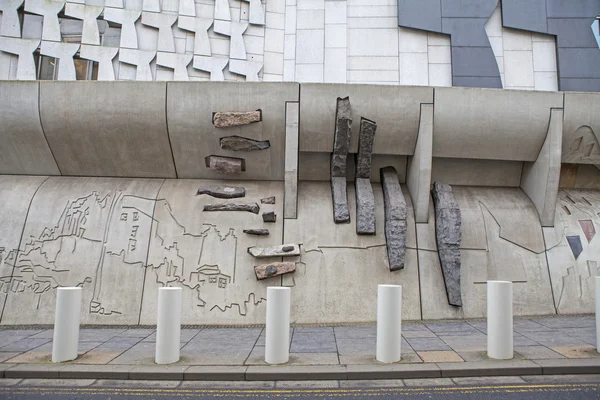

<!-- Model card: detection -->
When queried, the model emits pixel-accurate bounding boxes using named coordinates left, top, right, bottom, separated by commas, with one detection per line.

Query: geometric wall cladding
left=567, top=235, right=584, bottom=259
left=579, top=219, right=596, bottom=242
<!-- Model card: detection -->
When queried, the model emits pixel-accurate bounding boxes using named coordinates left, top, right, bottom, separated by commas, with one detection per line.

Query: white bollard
left=487, top=280, right=513, bottom=360
left=52, top=287, right=82, bottom=363
left=155, top=287, right=182, bottom=365
left=265, top=287, right=291, bottom=364
left=596, top=277, right=600, bottom=353
left=376, top=284, right=402, bottom=363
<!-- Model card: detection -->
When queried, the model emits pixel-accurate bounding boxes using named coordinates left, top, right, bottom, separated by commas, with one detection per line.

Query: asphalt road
left=1, top=383, right=599, bottom=399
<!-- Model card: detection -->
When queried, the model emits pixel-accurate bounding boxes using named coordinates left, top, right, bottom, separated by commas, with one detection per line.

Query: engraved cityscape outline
left=0, top=189, right=265, bottom=321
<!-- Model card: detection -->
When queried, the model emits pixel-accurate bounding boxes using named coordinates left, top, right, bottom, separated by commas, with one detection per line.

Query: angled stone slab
left=205, top=155, right=245, bottom=174
left=156, top=51, right=193, bottom=80
left=178, top=0, right=195, bottom=17
left=254, top=262, right=296, bottom=280
left=228, top=59, right=263, bottom=81
left=438, top=360, right=541, bottom=378
left=79, top=45, right=118, bottom=80
left=103, top=7, right=141, bottom=49
left=0, top=0, right=25, bottom=37
left=104, top=0, right=123, bottom=8
left=534, top=358, right=600, bottom=375
left=142, top=0, right=160, bottom=13
left=184, top=366, right=247, bottom=380
left=204, top=202, right=259, bottom=214
left=64, top=3, right=103, bottom=45
left=24, top=0, right=64, bottom=42
left=407, top=103, right=433, bottom=224
left=0, top=37, right=39, bottom=80
left=246, top=365, right=347, bottom=381
left=129, top=365, right=188, bottom=380
left=284, top=102, right=299, bottom=219
left=58, top=365, right=133, bottom=380
left=346, top=364, right=441, bottom=380
left=355, top=178, right=375, bottom=235
left=356, top=118, right=377, bottom=179
left=214, top=0, right=230, bottom=21
left=119, top=48, right=156, bottom=80
left=244, top=229, right=269, bottom=236
left=193, top=55, right=228, bottom=81
left=331, top=176, right=350, bottom=224
left=431, top=182, right=462, bottom=307
left=141, top=11, right=177, bottom=53
left=197, top=185, right=246, bottom=199
left=380, top=167, right=407, bottom=271
left=248, top=244, right=300, bottom=258
left=220, top=136, right=270, bottom=151
left=241, top=0, right=265, bottom=25
left=261, top=196, right=275, bottom=204
left=331, top=97, right=352, bottom=178
left=40, top=41, right=79, bottom=80
left=213, top=20, right=248, bottom=60
left=178, top=16, right=212, bottom=56
left=214, top=112, right=262, bottom=128
left=262, top=211, right=276, bottom=222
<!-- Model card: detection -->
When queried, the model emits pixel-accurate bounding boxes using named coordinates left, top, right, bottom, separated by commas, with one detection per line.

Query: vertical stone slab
left=355, top=118, right=377, bottom=235
left=521, top=108, right=563, bottom=227
left=331, top=97, right=352, bottom=223
left=380, top=167, right=407, bottom=271
left=431, top=182, right=462, bottom=307
left=407, top=103, right=433, bottom=223
left=285, top=102, right=299, bottom=219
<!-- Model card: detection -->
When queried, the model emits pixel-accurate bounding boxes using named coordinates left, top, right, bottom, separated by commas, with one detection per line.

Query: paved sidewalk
left=0, top=315, right=599, bottom=381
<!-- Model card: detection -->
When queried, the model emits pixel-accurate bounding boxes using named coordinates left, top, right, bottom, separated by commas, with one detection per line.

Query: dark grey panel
left=501, top=0, right=547, bottom=34
left=452, top=76, right=503, bottom=88
left=397, top=0, right=442, bottom=32
left=440, top=0, right=498, bottom=18
left=557, top=48, right=600, bottom=79
left=548, top=18, right=599, bottom=48
left=442, top=18, right=491, bottom=46
left=546, top=0, right=600, bottom=18
left=451, top=46, right=502, bottom=78
left=560, top=78, right=600, bottom=92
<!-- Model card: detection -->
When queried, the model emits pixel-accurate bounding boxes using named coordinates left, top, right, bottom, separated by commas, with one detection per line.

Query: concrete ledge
left=128, top=365, right=189, bottom=380
left=0, top=364, right=15, bottom=379
left=535, top=359, right=600, bottom=375
left=59, top=365, right=133, bottom=380
left=246, top=365, right=347, bottom=381
left=4, top=364, right=63, bottom=379
left=185, top=366, right=247, bottom=381
left=346, top=364, right=441, bottom=380
left=437, top=360, right=542, bottom=378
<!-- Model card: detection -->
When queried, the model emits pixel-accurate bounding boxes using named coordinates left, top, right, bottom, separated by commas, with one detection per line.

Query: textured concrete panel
left=167, top=82, right=299, bottom=180
left=431, top=158, right=523, bottom=188
left=40, top=82, right=176, bottom=178
left=284, top=102, right=299, bottom=219
left=545, top=189, right=600, bottom=314
left=0, top=82, right=60, bottom=175
left=381, top=167, right=407, bottom=270
left=284, top=181, right=420, bottom=323
left=407, top=104, right=433, bottom=224
left=139, top=179, right=283, bottom=325
left=1, top=176, right=163, bottom=325
left=433, top=87, right=564, bottom=161
left=563, top=92, right=600, bottom=165
left=0, top=175, right=48, bottom=323
left=299, top=84, right=433, bottom=155
left=501, top=0, right=548, bottom=34
left=521, top=109, right=563, bottom=227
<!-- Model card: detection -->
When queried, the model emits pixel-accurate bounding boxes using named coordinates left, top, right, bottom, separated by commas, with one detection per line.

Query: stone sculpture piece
left=197, top=186, right=246, bottom=199
left=214, top=111, right=262, bottom=128
left=255, top=262, right=296, bottom=280
left=380, top=167, right=407, bottom=271
left=248, top=244, right=300, bottom=258
left=203, top=202, right=260, bottom=214
left=220, top=136, right=270, bottom=151
left=205, top=155, right=245, bottom=174
left=262, top=211, right=276, bottom=222
left=355, top=118, right=377, bottom=235
left=243, top=229, right=269, bottom=236
left=331, top=97, right=352, bottom=223
left=431, top=182, right=462, bottom=307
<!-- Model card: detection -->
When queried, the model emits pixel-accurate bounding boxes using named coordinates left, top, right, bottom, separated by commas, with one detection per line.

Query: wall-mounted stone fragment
left=255, top=262, right=296, bottom=280
left=261, top=196, right=275, bottom=204
left=262, top=211, right=276, bottom=223
left=205, top=155, right=245, bottom=174
left=331, top=97, right=352, bottom=224
left=197, top=185, right=245, bottom=199
left=220, top=136, right=270, bottom=151
left=380, top=167, right=407, bottom=271
left=204, top=202, right=259, bottom=214
left=431, top=182, right=462, bottom=307
left=248, top=244, right=300, bottom=258
left=355, top=118, right=377, bottom=235
left=213, top=110, right=262, bottom=128
left=244, top=229, right=269, bottom=236
left=356, top=118, right=377, bottom=179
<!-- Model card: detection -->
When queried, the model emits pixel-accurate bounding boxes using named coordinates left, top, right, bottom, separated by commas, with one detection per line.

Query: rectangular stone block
left=213, top=111, right=262, bottom=128
left=254, top=262, right=296, bottom=280
left=356, top=118, right=376, bottom=179
left=331, top=176, right=350, bottom=223
left=355, top=178, right=375, bottom=235
left=205, top=155, right=245, bottom=174
left=381, top=167, right=407, bottom=271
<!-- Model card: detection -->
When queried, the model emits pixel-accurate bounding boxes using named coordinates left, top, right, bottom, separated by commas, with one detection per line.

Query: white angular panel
left=213, top=19, right=248, bottom=60
left=178, top=16, right=212, bottom=56
left=24, top=0, right=65, bottom=42
left=141, top=11, right=177, bottom=53
left=228, top=58, right=263, bottom=81
left=0, top=37, right=39, bottom=79
left=0, top=0, right=25, bottom=37
left=178, top=0, right=194, bottom=16
left=193, top=55, right=228, bottom=81
left=241, top=0, right=265, bottom=25
left=156, top=51, right=192, bottom=80
left=119, top=48, right=156, bottom=80
left=214, top=0, right=230, bottom=21
left=64, top=3, right=104, bottom=45
left=142, top=0, right=160, bottom=12
left=40, top=41, right=79, bottom=80
left=103, top=7, right=141, bottom=49
left=104, top=0, right=123, bottom=8
left=79, top=44, right=118, bottom=80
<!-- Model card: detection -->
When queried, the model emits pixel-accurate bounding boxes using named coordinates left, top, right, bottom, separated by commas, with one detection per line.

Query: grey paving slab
left=0, top=338, right=52, bottom=352
left=402, top=323, right=430, bottom=331
left=534, top=316, right=596, bottom=329
left=142, top=329, right=201, bottom=343
left=108, top=342, right=157, bottom=365
left=26, top=330, right=54, bottom=339
left=0, top=330, right=46, bottom=338
left=519, top=330, right=590, bottom=347
left=115, top=329, right=156, bottom=338
left=290, top=333, right=337, bottom=353
left=402, top=330, right=437, bottom=338
left=178, top=351, right=250, bottom=366
left=0, top=352, right=22, bottom=363
left=451, top=376, right=526, bottom=385
left=59, top=364, right=133, bottom=380
left=246, top=365, right=347, bottom=381
left=336, top=337, right=377, bottom=355
left=535, top=358, right=600, bottom=374
left=467, top=321, right=487, bottom=332
left=275, top=380, right=340, bottom=388
left=513, top=334, right=539, bottom=347
left=425, top=322, right=481, bottom=335
left=457, top=351, right=524, bottom=362
left=406, top=338, right=451, bottom=351
left=293, top=327, right=333, bottom=335
left=104, top=337, right=145, bottom=347
left=441, top=335, right=488, bottom=352
left=17, top=379, right=96, bottom=386
left=339, top=353, right=423, bottom=365
left=515, top=346, right=566, bottom=360
left=513, top=319, right=551, bottom=332
left=438, top=360, right=542, bottom=377
left=128, top=365, right=189, bottom=380
left=346, top=363, right=441, bottom=379
left=0, top=379, right=22, bottom=386
left=79, top=329, right=127, bottom=342
left=340, top=379, right=405, bottom=388
left=184, top=366, right=246, bottom=380
left=403, top=377, right=454, bottom=387
left=333, top=326, right=376, bottom=338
